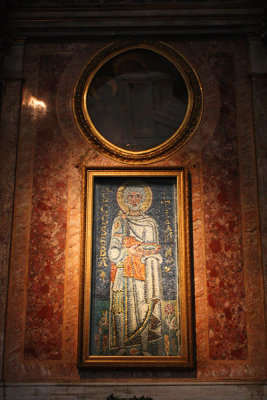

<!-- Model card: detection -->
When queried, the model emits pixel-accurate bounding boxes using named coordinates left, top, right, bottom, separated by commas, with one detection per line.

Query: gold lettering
left=165, top=225, right=173, bottom=233
left=100, top=236, right=106, bottom=245
left=100, top=226, right=107, bottom=234
left=99, top=258, right=108, bottom=268
left=100, top=248, right=106, bottom=257
left=161, top=199, right=171, bottom=206
left=165, top=246, right=172, bottom=258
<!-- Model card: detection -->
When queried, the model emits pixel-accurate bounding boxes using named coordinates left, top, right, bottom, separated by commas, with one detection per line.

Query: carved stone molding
left=3, top=0, right=265, bottom=37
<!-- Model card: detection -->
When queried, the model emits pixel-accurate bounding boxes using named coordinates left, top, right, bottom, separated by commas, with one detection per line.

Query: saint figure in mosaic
left=108, top=180, right=163, bottom=355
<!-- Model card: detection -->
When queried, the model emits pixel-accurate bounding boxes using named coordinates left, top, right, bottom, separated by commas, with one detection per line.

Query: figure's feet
left=151, top=297, right=161, bottom=306
left=116, top=348, right=126, bottom=356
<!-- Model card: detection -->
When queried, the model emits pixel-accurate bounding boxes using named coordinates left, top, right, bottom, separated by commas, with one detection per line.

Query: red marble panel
left=24, top=55, right=71, bottom=360
left=202, top=52, right=248, bottom=360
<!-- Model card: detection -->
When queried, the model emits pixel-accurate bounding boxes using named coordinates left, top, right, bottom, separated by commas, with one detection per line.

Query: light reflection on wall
left=25, top=95, right=47, bottom=115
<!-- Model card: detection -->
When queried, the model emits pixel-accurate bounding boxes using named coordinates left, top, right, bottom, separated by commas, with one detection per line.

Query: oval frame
left=73, top=40, right=203, bottom=164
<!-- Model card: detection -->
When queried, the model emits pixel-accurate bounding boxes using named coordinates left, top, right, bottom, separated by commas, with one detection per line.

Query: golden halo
left=116, top=180, right=152, bottom=213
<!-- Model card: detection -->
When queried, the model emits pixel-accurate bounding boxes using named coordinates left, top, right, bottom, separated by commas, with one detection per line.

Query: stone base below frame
left=0, top=382, right=266, bottom=400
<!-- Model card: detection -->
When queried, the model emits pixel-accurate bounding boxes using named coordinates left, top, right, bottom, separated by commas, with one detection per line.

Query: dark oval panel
left=86, top=49, right=188, bottom=151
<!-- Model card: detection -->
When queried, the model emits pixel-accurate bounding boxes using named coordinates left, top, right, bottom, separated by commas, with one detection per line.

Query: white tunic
left=109, top=213, right=163, bottom=348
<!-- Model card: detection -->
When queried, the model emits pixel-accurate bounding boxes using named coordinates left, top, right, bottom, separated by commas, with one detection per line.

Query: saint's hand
left=127, top=244, right=143, bottom=256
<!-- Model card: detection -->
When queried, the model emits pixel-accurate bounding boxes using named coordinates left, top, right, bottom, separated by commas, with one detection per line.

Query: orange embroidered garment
left=110, top=236, right=146, bottom=282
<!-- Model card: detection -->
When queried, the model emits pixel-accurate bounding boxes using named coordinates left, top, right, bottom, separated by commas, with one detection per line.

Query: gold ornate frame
left=78, top=169, right=193, bottom=367
left=73, top=40, right=203, bottom=164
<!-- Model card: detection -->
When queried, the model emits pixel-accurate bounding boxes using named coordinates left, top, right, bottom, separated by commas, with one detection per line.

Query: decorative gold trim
left=73, top=40, right=203, bottom=164
left=78, top=169, right=193, bottom=367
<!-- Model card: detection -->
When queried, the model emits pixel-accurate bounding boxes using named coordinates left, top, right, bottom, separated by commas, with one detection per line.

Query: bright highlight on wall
left=27, top=96, right=47, bottom=111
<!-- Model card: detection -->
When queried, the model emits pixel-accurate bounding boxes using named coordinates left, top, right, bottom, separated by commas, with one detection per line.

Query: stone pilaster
left=249, top=37, right=267, bottom=326
left=0, top=39, right=25, bottom=380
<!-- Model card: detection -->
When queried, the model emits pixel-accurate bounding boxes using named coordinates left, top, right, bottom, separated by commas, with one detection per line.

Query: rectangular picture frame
left=79, top=169, right=193, bottom=367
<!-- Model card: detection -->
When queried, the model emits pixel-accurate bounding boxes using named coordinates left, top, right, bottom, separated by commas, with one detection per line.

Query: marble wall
left=250, top=38, right=267, bottom=328
left=1, top=37, right=266, bottom=393
left=0, top=41, right=25, bottom=379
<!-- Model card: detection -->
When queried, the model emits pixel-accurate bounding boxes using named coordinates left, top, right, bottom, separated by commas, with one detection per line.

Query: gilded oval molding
left=73, top=40, right=203, bottom=164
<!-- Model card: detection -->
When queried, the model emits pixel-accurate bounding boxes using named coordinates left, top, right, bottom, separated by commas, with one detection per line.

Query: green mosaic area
left=91, top=300, right=181, bottom=357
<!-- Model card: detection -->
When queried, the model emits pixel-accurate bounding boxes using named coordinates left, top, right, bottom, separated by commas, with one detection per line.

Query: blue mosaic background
left=89, top=177, right=181, bottom=356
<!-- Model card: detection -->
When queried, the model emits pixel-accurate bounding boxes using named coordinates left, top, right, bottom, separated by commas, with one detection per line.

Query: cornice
left=4, top=1, right=265, bottom=38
